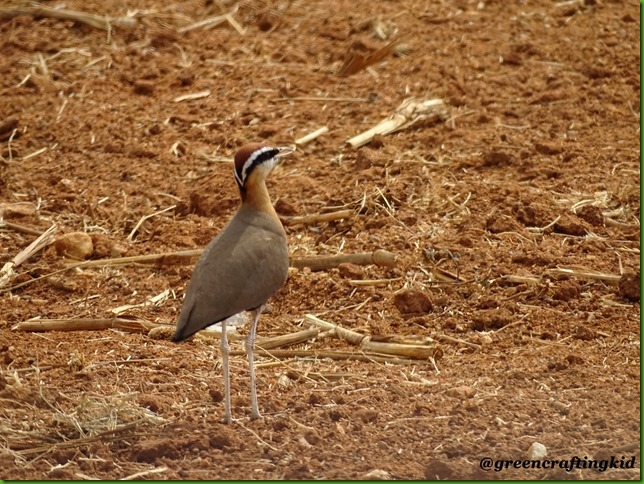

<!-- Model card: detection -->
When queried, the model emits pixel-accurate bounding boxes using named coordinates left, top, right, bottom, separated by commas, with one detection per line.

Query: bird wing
left=173, top=211, right=288, bottom=341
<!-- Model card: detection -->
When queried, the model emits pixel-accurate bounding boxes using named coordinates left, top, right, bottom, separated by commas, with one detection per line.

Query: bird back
left=173, top=207, right=288, bottom=341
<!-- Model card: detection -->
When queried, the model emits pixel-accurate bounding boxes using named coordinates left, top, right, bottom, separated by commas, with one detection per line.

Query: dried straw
left=347, top=98, right=448, bottom=148
left=0, top=224, right=57, bottom=289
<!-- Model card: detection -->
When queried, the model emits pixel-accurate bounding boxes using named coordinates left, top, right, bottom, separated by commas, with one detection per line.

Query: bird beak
left=275, top=146, right=296, bottom=159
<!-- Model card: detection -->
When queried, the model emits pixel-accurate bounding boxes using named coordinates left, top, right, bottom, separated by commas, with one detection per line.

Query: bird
left=172, top=143, right=294, bottom=424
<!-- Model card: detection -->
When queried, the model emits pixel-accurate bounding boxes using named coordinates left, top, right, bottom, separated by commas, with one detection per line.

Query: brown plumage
left=173, top=143, right=294, bottom=423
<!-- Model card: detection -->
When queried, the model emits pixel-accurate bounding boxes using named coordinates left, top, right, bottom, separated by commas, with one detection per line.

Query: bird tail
left=172, top=303, right=196, bottom=342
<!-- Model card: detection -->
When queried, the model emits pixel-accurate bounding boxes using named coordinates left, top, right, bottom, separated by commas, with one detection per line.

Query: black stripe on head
left=235, top=147, right=279, bottom=188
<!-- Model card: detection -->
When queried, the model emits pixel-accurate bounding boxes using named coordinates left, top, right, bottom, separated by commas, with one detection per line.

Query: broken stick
left=305, top=314, right=440, bottom=360
left=281, top=209, right=354, bottom=226
left=545, top=266, right=622, bottom=284
left=231, top=348, right=433, bottom=365
left=65, top=250, right=203, bottom=268
left=11, top=317, right=166, bottom=333
left=0, top=221, right=44, bottom=236
left=257, top=327, right=320, bottom=350
left=173, top=90, right=211, bottom=103
left=191, top=327, right=321, bottom=350
left=65, top=248, right=395, bottom=271
left=295, top=126, right=329, bottom=146
left=291, top=249, right=396, bottom=271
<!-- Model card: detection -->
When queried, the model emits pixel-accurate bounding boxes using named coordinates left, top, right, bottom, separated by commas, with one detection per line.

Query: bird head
left=233, top=143, right=295, bottom=191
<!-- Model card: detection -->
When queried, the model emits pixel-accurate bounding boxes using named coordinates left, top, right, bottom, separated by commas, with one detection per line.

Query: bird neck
left=241, top=177, right=278, bottom=217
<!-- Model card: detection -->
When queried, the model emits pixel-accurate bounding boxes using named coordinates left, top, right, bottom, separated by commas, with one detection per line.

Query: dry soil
left=0, top=0, right=640, bottom=480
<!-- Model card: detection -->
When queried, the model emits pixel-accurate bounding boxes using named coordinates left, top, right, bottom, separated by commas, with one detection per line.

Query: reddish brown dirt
left=0, top=0, right=640, bottom=480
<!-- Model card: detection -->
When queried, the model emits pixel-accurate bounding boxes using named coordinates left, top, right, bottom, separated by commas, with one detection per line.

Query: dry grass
left=0, top=375, right=163, bottom=464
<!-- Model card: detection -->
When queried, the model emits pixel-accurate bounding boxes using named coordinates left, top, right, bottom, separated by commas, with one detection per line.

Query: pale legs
left=247, top=306, right=263, bottom=420
left=220, top=319, right=232, bottom=424
left=220, top=307, right=264, bottom=424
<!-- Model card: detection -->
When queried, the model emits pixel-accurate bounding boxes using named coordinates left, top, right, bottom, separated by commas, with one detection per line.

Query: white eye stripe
left=234, top=167, right=243, bottom=186
left=235, top=146, right=273, bottom=186
left=243, top=147, right=272, bottom=179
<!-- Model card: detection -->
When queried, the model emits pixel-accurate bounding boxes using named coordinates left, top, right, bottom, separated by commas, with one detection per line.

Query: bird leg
left=246, top=306, right=263, bottom=420
left=220, top=319, right=232, bottom=424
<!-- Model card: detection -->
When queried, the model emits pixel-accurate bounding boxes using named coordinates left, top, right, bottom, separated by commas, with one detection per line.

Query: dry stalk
left=21, top=147, right=48, bottom=161
left=178, top=9, right=245, bottom=35
left=348, top=277, right=403, bottom=287
left=304, top=314, right=440, bottom=359
left=84, top=357, right=172, bottom=369
left=604, top=217, right=639, bottom=230
left=546, top=266, right=621, bottom=284
left=0, top=221, right=44, bottom=236
left=231, top=348, right=432, bottom=365
left=61, top=248, right=394, bottom=271
left=0, top=5, right=138, bottom=30
left=526, top=215, right=561, bottom=233
left=6, top=127, right=18, bottom=160
left=492, top=314, right=530, bottom=334
left=178, top=14, right=228, bottom=33
left=111, top=289, right=171, bottom=315
left=184, top=326, right=320, bottom=350
left=173, top=90, right=212, bottom=103
left=429, top=267, right=468, bottom=283
left=0, top=224, right=57, bottom=289
left=121, top=467, right=169, bottom=480
left=291, top=249, right=396, bottom=271
left=283, top=370, right=361, bottom=383
left=257, top=327, right=320, bottom=350
left=500, top=274, right=541, bottom=285
left=11, top=317, right=167, bottom=333
left=347, top=98, right=448, bottom=148
left=225, top=14, right=246, bottom=35
left=362, top=340, right=439, bottom=359
left=313, top=295, right=374, bottom=315
left=127, top=206, right=176, bottom=242
left=281, top=209, right=354, bottom=226
left=235, top=421, right=278, bottom=451
left=276, top=96, right=371, bottom=103
left=305, top=314, right=363, bottom=343
left=522, top=335, right=567, bottom=347
left=66, top=250, right=203, bottom=268
left=295, top=126, right=329, bottom=146
left=288, top=415, right=316, bottom=431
